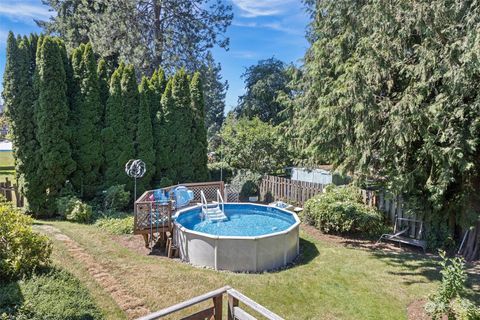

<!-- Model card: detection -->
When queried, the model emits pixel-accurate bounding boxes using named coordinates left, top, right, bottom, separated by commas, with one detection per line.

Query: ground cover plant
left=0, top=268, right=102, bottom=320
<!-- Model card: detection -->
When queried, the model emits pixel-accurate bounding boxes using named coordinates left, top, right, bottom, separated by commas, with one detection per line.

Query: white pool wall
left=174, top=203, right=300, bottom=272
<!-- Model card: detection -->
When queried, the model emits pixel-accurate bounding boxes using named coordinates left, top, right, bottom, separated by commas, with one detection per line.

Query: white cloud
left=232, top=20, right=302, bottom=35
left=232, top=0, right=296, bottom=17
left=231, top=50, right=258, bottom=59
left=0, top=3, right=53, bottom=22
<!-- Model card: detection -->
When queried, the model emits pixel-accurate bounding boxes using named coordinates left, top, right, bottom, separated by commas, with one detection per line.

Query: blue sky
left=0, top=0, right=310, bottom=110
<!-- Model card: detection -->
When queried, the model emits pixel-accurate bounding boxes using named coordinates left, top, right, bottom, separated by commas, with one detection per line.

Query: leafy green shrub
left=56, top=196, right=92, bottom=223
left=103, top=184, right=130, bottom=211
left=208, top=161, right=234, bottom=183
left=303, top=185, right=384, bottom=235
left=425, top=251, right=480, bottom=320
left=94, top=211, right=134, bottom=235
left=0, top=268, right=102, bottom=320
left=0, top=202, right=52, bottom=281
left=158, top=177, right=173, bottom=188
left=231, top=170, right=262, bottom=201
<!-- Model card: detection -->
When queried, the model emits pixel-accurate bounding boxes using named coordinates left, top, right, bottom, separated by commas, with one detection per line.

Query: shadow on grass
left=0, top=279, right=23, bottom=316
left=296, top=237, right=320, bottom=266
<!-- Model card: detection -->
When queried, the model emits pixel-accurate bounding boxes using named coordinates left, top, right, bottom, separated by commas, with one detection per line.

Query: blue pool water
left=175, top=203, right=297, bottom=237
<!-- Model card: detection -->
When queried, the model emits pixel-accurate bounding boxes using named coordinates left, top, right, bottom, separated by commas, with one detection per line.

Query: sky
left=0, top=0, right=310, bottom=111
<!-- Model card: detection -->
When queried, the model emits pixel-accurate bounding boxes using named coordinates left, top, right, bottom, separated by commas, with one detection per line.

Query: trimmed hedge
left=303, top=185, right=384, bottom=236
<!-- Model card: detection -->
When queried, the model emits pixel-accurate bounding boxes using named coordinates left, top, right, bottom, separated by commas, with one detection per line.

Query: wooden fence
left=259, top=175, right=324, bottom=207
left=0, top=177, right=24, bottom=207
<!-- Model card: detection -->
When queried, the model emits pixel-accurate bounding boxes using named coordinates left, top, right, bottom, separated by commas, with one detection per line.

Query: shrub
left=208, top=161, right=233, bottom=183
left=303, top=185, right=384, bottom=235
left=0, top=202, right=52, bottom=281
left=94, top=211, right=134, bottom=235
left=56, top=196, right=92, bottom=223
left=0, top=268, right=102, bottom=320
left=425, top=251, right=480, bottom=320
left=103, top=184, right=130, bottom=211
left=231, top=170, right=262, bottom=201
left=158, top=177, right=173, bottom=188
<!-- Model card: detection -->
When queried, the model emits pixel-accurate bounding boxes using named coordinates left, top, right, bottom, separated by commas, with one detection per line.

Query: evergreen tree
left=136, top=77, right=155, bottom=193
left=200, top=52, right=227, bottom=139
left=159, top=79, right=176, bottom=182
left=70, top=43, right=103, bottom=198
left=190, top=72, right=208, bottom=181
left=149, top=69, right=166, bottom=123
left=103, top=64, right=133, bottom=189
left=170, top=69, right=193, bottom=182
left=121, top=64, right=139, bottom=144
left=2, top=33, right=44, bottom=214
left=97, top=58, right=110, bottom=116
left=35, top=36, right=76, bottom=214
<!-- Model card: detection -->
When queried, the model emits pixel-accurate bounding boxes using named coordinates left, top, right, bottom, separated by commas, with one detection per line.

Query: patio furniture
left=377, top=216, right=427, bottom=252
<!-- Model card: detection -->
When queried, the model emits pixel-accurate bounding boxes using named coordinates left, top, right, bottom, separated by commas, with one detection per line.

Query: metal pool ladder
left=200, top=189, right=227, bottom=221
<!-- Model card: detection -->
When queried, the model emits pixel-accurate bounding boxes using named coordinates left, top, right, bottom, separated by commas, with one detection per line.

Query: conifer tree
left=170, top=69, right=193, bottom=182
left=149, top=69, right=166, bottom=123
left=121, top=64, right=139, bottom=142
left=35, top=36, right=76, bottom=214
left=190, top=72, right=208, bottom=181
left=2, top=33, right=44, bottom=214
left=136, top=77, right=155, bottom=193
left=159, top=79, right=176, bottom=182
left=70, top=43, right=103, bottom=198
left=103, top=64, right=133, bottom=188
left=97, top=58, right=109, bottom=118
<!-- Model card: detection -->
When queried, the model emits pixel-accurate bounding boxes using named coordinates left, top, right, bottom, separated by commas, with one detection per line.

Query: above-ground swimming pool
left=174, top=203, right=300, bottom=272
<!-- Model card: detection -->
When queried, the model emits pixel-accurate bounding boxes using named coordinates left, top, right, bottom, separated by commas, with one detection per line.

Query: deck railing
left=136, top=286, right=284, bottom=320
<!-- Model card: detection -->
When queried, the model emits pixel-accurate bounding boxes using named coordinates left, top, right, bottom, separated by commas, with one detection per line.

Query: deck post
left=213, top=294, right=223, bottom=320
left=227, top=294, right=239, bottom=320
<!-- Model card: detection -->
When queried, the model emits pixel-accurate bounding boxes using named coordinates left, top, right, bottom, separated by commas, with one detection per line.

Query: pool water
left=175, top=204, right=297, bottom=237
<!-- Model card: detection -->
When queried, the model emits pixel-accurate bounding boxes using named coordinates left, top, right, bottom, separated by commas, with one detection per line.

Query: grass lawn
left=33, top=220, right=480, bottom=320
left=0, top=151, right=15, bottom=182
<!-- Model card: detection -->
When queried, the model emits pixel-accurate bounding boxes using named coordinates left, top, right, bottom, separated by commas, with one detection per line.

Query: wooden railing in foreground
left=136, top=286, right=284, bottom=320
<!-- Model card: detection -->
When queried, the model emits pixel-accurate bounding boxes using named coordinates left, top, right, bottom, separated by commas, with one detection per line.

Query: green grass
left=0, top=151, right=15, bottom=182
left=34, top=220, right=477, bottom=320
left=0, top=268, right=103, bottom=320
left=94, top=212, right=134, bottom=235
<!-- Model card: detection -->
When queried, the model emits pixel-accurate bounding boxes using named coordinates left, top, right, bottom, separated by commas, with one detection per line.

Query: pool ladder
left=200, top=190, right=227, bottom=222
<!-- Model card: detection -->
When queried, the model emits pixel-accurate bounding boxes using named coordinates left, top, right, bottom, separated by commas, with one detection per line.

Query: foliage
left=2, top=33, right=44, bottom=214
left=208, top=162, right=233, bottom=183
left=56, top=196, right=92, bottom=223
left=40, top=0, right=233, bottom=74
left=136, top=77, right=156, bottom=194
left=94, top=211, right=133, bottom=235
left=102, top=184, right=130, bottom=212
left=103, top=63, right=133, bottom=189
left=425, top=251, right=480, bottom=320
left=303, top=185, right=384, bottom=235
left=219, top=116, right=290, bottom=174
left=200, top=52, right=227, bottom=139
left=235, top=57, right=295, bottom=125
left=0, top=268, right=102, bottom=320
left=152, top=70, right=169, bottom=184
left=0, top=201, right=51, bottom=281
left=70, top=43, right=103, bottom=198
left=190, top=72, right=209, bottom=181
left=297, top=0, right=480, bottom=255
left=231, top=170, right=262, bottom=201
left=34, top=36, right=76, bottom=215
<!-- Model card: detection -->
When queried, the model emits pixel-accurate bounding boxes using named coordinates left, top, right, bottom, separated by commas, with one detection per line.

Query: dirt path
left=37, top=225, right=151, bottom=319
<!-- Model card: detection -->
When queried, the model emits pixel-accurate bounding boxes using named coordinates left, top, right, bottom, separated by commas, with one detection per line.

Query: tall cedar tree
left=103, top=63, right=133, bottom=188
left=97, top=58, right=110, bottom=120
left=190, top=72, right=208, bottom=181
left=70, top=43, right=103, bottom=198
left=170, top=69, right=193, bottom=182
left=35, top=36, right=76, bottom=214
left=149, top=69, right=166, bottom=124
left=2, top=33, right=44, bottom=213
left=160, top=80, right=176, bottom=182
left=120, top=65, right=139, bottom=192
left=136, top=77, right=155, bottom=194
